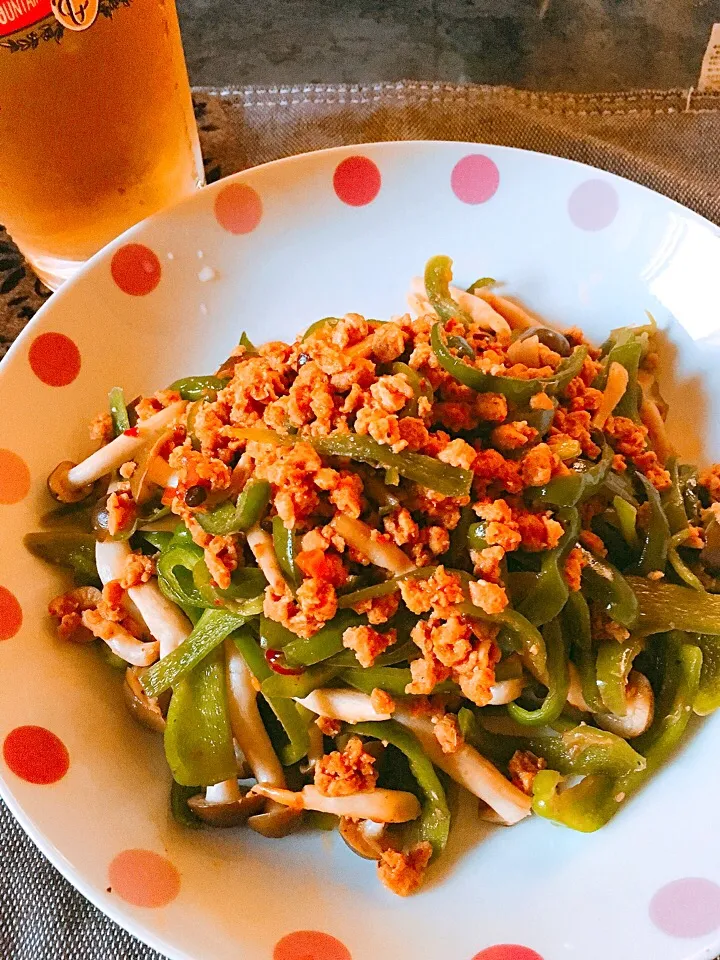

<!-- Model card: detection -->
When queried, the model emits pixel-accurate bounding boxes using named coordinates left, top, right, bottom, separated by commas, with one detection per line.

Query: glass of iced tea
left=0, top=0, right=204, bottom=289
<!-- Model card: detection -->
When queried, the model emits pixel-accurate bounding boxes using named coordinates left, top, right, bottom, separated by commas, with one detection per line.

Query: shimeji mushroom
left=408, top=276, right=510, bottom=336
left=49, top=402, right=186, bottom=503
left=487, top=677, right=526, bottom=706
left=224, top=639, right=300, bottom=838
left=595, top=670, right=655, bottom=739
left=187, top=780, right=264, bottom=828
left=123, top=667, right=166, bottom=733
left=95, top=540, right=191, bottom=658
left=245, top=526, right=287, bottom=592
left=250, top=783, right=421, bottom=823
left=338, top=817, right=393, bottom=860
left=331, top=515, right=415, bottom=575
left=295, top=689, right=394, bottom=723
left=393, top=706, right=532, bottom=825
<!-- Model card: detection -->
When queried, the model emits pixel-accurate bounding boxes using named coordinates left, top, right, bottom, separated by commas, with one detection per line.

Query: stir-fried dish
left=27, top=256, right=720, bottom=896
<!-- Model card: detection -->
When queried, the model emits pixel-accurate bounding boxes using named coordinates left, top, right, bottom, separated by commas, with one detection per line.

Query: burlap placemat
left=1, top=81, right=719, bottom=959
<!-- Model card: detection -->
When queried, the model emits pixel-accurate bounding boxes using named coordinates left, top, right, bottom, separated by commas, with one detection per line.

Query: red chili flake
left=123, top=426, right=140, bottom=437
left=161, top=486, right=176, bottom=506
left=265, top=648, right=305, bottom=676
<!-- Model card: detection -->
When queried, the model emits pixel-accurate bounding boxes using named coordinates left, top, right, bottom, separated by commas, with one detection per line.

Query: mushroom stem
left=595, top=670, right=654, bottom=739
left=295, top=689, right=393, bottom=723
left=331, top=515, right=415, bottom=575
left=206, top=779, right=241, bottom=804
left=394, top=707, right=531, bottom=825
left=252, top=784, right=421, bottom=823
left=66, top=401, right=186, bottom=490
left=95, top=541, right=192, bottom=658
left=246, top=526, right=286, bottom=593
left=488, top=677, right=526, bottom=706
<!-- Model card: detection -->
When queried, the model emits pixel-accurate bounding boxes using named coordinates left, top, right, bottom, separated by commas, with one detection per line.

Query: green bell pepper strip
left=515, top=507, right=580, bottom=626
left=532, top=639, right=702, bottom=831
left=342, top=666, right=456, bottom=698
left=667, top=529, right=705, bottom=591
left=302, top=317, right=340, bottom=341
left=191, top=561, right=265, bottom=617
left=170, top=782, right=203, bottom=829
left=600, top=336, right=643, bottom=421
left=507, top=618, right=569, bottom=726
left=661, top=458, right=689, bottom=534
left=467, top=521, right=489, bottom=553
left=157, top=543, right=208, bottom=609
left=141, top=608, right=250, bottom=698
left=358, top=467, right=400, bottom=515
left=595, top=634, right=644, bottom=716
left=602, top=469, right=639, bottom=506
left=260, top=663, right=339, bottom=699
left=329, top=638, right=418, bottom=670
left=391, top=362, right=434, bottom=418
left=613, top=495, right=639, bottom=549
left=351, top=720, right=450, bottom=857
left=108, top=386, right=130, bottom=436
left=528, top=443, right=612, bottom=508
left=259, top=615, right=296, bottom=650
left=283, top=610, right=364, bottom=666
left=679, top=464, right=702, bottom=524
left=466, top=276, right=495, bottom=293
left=164, top=645, right=237, bottom=787
left=272, top=515, right=300, bottom=590
left=445, top=334, right=475, bottom=359
left=424, top=254, right=473, bottom=325
left=238, top=331, right=258, bottom=355
left=563, top=590, right=604, bottom=713
left=443, top=505, right=475, bottom=570
left=195, top=479, right=271, bottom=536
left=580, top=549, right=639, bottom=629
left=431, top=320, right=588, bottom=405
left=636, top=474, right=670, bottom=576
left=24, top=531, right=100, bottom=586
left=451, top=600, right=548, bottom=683
left=168, top=376, right=230, bottom=401
left=693, top=635, right=720, bottom=715
left=313, top=433, right=472, bottom=498
left=628, top=576, right=720, bottom=636
left=336, top=579, right=399, bottom=609
left=232, top=628, right=310, bottom=765
left=141, top=530, right=173, bottom=552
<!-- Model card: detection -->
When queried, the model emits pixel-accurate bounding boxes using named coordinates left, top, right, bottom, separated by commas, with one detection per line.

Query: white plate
left=1, top=142, right=720, bottom=960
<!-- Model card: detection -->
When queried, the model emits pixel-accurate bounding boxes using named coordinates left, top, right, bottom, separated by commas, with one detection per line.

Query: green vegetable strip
left=529, top=443, right=612, bottom=508
left=629, top=576, right=720, bottom=635
left=196, top=479, right=271, bottom=536
left=343, top=667, right=456, bottom=698
left=336, top=579, right=399, bottom=609
left=163, top=645, right=237, bottom=787
left=168, top=375, right=230, bottom=401
left=424, top=254, right=473, bottom=325
left=312, top=433, right=472, bottom=498
left=272, top=516, right=300, bottom=590
left=108, top=386, right=130, bottom=436
left=431, top=321, right=588, bottom=404
left=141, top=608, right=250, bottom=698
left=667, top=529, right=705, bottom=591
left=232, top=628, right=310, bottom=765
left=563, top=591, right=604, bottom=713
left=636, top=474, right=670, bottom=576
left=260, top=663, right=339, bottom=699
left=391, top=361, right=433, bottom=418
left=453, top=601, right=548, bottom=683
left=595, top=635, right=644, bottom=717
left=613, top=495, right=639, bottom=549
left=466, top=276, right=494, bottom=292
left=693, top=635, right=720, bottom=716
left=170, top=782, right=203, bottom=829
left=302, top=317, right=340, bottom=341
left=507, top=618, right=569, bottom=726
left=259, top=616, right=297, bottom=650
left=661, top=458, right=689, bottom=534
left=580, top=549, right=639, bottom=628
left=351, top=720, right=450, bottom=857
left=515, top=507, right=580, bottom=626
left=604, top=337, right=643, bottom=421
left=532, top=638, right=702, bottom=832
left=444, top=505, right=475, bottom=570
left=24, top=532, right=99, bottom=586
left=157, top=543, right=208, bottom=609
left=283, top=610, right=363, bottom=666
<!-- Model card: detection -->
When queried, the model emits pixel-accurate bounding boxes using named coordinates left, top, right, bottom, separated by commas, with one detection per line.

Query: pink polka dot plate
left=1, top=142, right=720, bottom=960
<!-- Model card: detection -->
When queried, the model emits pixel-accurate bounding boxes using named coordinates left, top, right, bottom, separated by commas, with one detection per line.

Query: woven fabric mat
left=1, top=81, right=720, bottom=959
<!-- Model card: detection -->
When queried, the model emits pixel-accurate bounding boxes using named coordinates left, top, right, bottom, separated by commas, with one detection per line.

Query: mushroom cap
left=48, top=461, right=93, bottom=504
left=123, top=667, right=166, bottom=733
left=248, top=805, right=303, bottom=838
left=188, top=789, right=265, bottom=827
left=339, top=817, right=391, bottom=860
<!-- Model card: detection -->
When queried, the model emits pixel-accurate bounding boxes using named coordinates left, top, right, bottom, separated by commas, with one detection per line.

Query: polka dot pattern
left=568, top=179, right=619, bottom=231
left=0, top=587, right=22, bottom=641
left=3, top=726, right=69, bottom=784
left=451, top=154, right=500, bottom=204
left=111, top=244, right=162, bottom=296
left=333, top=156, right=381, bottom=207
left=28, top=332, right=81, bottom=386
left=108, top=849, right=180, bottom=908
left=0, top=449, right=30, bottom=504
left=274, top=931, right=352, bottom=960
left=214, top=183, right=263, bottom=234
left=650, top=878, right=720, bottom=938
left=472, top=948, right=544, bottom=960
